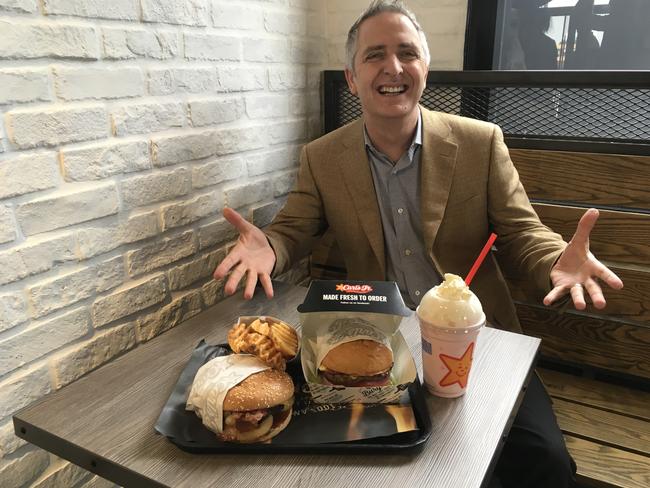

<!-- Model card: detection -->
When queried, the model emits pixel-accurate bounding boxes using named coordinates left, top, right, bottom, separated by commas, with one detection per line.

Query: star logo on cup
left=438, top=342, right=475, bottom=388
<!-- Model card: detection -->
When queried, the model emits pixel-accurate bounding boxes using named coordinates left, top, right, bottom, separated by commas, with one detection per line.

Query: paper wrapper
left=301, top=312, right=416, bottom=404
left=186, top=354, right=270, bottom=434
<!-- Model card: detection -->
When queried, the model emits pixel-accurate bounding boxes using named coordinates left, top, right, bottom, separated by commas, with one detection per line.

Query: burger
left=318, top=339, right=393, bottom=387
left=219, top=369, right=294, bottom=443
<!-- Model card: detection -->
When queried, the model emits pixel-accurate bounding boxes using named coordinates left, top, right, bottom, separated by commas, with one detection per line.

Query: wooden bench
left=507, top=147, right=650, bottom=488
left=309, top=148, right=650, bottom=488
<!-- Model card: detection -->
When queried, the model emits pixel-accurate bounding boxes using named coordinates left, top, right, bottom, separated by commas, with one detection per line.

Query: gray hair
left=345, top=0, right=431, bottom=71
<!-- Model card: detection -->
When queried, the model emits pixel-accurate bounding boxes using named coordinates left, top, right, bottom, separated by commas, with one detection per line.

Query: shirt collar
left=363, top=109, right=422, bottom=163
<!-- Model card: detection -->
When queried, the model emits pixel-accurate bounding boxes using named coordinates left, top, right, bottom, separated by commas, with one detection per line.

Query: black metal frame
left=464, top=0, right=616, bottom=71
left=322, top=70, right=650, bottom=155
left=464, top=0, right=498, bottom=70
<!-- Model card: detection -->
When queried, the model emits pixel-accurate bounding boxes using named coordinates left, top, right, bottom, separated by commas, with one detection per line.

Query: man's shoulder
left=304, top=118, right=363, bottom=155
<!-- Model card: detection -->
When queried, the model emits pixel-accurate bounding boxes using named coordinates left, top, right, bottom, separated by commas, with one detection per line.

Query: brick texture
left=76, top=211, right=159, bottom=259
left=188, top=98, right=243, bottom=127
left=0, top=419, right=28, bottom=457
left=91, top=274, right=168, bottom=327
left=0, top=68, right=51, bottom=105
left=0, top=205, right=15, bottom=244
left=184, top=33, right=240, bottom=61
left=0, top=307, right=89, bottom=376
left=0, top=0, right=38, bottom=14
left=52, top=322, right=137, bottom=388
left=141, top=0, right=210, bottom=26
left=111, top=101, right=185, bottom=136
left=0, top=364, right=51, bottom=419
left=16, top=182, right=119, bottom=236
left=0, top=291, right=28, bottom=332
left=103, top=27, right=180, bottom=60
left=30, top=461, right=90, bottom=488
left=43, top=0, right=140, bottom=21
left=151, top=130, right=217, bottom=166
left=61, top=139, right=150, bottom=181
left=0, top=0, right=462, bottom=483
left=120, top=168, right=191, bottom=209
left=159, top=192, right=221, bottom=231
left=0, top=152, right=59, bottom=199
left=53, top=66, right=145, bottom=101
left=0, top=450, right=50, bottom=488
left=0, top=20, right=98, bottom=60
left=136, top=289, right=202, bottom=342
left=6, top=104, right=108, bottom=148
left=192, top=157, right=243, bottom=189
left=126, top=230, right=197, bottom=277
left=27, top=256, right=124, bottom=319
left=0, top=233, right=76, bottom=286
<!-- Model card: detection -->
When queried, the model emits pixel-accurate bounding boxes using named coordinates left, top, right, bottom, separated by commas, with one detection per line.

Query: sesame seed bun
left=320, top=339, right=393, bottom=376
left=223, top=369, right=294, bottom=412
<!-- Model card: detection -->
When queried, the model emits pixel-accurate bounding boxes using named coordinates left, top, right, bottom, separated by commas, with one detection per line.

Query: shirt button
left=405, top=249, right=412, bottom=256
left=415, top=290, right=421, bottom=296
left=397, top=208, right=404, bottom=214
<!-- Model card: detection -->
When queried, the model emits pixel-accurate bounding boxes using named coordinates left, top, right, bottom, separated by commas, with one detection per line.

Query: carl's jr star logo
left=439, top=342, right=475, bottom=388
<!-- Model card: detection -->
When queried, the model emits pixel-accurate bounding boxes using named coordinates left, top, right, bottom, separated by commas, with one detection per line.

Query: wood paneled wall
left=509, top=148, right=650, bottom=380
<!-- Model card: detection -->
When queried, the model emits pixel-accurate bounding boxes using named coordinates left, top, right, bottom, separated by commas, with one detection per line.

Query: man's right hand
left=212, top=207, right=276, bottom=299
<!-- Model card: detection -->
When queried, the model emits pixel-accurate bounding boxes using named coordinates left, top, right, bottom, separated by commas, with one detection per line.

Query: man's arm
left=487, top=125, right=623, bottom=308
left=544, top=208, right=623, bottom=310
left=212, top=207, right=276, bottom=299
left=487, top=124, right=567, bottom=295
left=213, top=145, right=327, bottom=299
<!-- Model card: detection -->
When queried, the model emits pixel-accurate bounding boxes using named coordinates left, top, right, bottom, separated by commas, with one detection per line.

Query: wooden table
left=14, top=281, right=540, bottom=488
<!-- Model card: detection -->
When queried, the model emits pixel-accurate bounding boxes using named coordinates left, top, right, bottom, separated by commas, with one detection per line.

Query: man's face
left=345, top=12, right=428, bottom=125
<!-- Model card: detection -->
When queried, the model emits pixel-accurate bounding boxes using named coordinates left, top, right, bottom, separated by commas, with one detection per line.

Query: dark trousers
left=487, top=374, right=577, bottom=488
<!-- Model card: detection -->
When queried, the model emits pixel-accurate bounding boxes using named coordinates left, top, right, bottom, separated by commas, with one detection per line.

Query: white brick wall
left=0, top=0, right=466, bottom=485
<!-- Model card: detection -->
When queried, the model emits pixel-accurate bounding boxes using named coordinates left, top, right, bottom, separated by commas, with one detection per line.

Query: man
left=214, top=1, right=623, bottom=486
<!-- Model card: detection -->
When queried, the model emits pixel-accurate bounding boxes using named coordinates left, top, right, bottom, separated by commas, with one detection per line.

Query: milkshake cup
left=416, top=273, right=486, bottom=398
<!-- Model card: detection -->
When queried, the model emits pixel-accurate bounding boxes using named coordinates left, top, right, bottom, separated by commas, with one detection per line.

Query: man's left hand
left=543, top=208, right=623, bottom=310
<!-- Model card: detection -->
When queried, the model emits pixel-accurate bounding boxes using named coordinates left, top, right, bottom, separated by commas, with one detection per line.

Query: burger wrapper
left=186, top=354, right=270, bottom=434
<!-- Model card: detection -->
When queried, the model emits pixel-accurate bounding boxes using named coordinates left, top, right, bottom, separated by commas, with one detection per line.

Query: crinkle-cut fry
left=270, top=323, right=299, bottom=358
left=250, top=319, right=272, bottom=337
left=227, top=322, right=249, bottom=353
left=240, top=331, right=286, bottom=371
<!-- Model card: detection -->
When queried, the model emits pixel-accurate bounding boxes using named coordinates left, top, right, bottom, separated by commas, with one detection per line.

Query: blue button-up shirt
left=364, top=112, right=441, bottom=308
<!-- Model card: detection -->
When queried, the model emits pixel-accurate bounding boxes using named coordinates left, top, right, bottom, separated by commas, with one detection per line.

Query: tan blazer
left=266, top=106, right=566, bottom=332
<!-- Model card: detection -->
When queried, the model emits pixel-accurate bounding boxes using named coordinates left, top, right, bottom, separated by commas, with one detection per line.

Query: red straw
left=465, top=232, right=498, bottom=286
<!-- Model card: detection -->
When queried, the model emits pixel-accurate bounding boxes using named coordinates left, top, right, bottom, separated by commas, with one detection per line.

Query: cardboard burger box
left=298, top=280, right=416, bottom=404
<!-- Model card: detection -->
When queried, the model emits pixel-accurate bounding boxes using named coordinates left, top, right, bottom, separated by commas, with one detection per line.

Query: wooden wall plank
left=510, top=149, right=650, bottom=208
left=553, top=399, right=650, bottom=456
left=516, top=304, right=650, bottom=378
left=539, top=369, right=650, bottom=421
left=566, top=436, right=650, bottom=488
left=508, top=265, right=650, bottom=325
left=532, top=204, right=650, bottom=266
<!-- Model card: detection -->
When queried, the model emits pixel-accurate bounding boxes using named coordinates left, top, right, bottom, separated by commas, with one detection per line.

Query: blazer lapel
left=420, top=108, right=458, bottom=272
left=336, top=119, right=386, bottom=276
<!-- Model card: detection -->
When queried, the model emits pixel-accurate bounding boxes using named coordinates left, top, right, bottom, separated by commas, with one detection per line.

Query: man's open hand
left=212, top=207, right=276, bottom=300
left=543, top=208, right=623, bottom=310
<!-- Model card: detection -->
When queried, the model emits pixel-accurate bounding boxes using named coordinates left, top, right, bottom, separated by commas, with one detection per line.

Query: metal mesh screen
left=332, top=82, right=650, bottom=143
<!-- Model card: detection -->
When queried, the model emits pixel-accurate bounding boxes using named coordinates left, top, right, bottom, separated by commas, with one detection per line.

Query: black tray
left=155, top=340, right=432, bottom=453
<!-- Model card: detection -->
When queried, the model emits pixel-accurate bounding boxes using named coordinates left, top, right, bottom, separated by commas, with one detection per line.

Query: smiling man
left=213, top=2, right=622, bottom=486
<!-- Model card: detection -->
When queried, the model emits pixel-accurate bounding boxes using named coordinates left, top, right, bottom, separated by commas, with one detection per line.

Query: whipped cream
left=417, top=273, right=485, bottom=328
